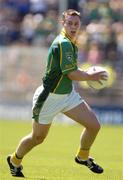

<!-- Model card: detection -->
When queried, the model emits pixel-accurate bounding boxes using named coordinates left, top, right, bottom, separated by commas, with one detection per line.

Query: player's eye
left=74, top=22, right=79, bottom=27
left=67, top=21, right=72, bottom=26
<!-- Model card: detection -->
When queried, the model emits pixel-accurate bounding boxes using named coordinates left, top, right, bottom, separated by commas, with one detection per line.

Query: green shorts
left=32, top=85, right=84, bottom=124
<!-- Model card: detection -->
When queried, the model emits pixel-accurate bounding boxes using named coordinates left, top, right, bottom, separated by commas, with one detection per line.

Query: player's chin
left=70, top=31, right=77, bottom=37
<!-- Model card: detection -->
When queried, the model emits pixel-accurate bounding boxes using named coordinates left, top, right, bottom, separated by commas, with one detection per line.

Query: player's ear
left=59, top=18, right=64, bottom=25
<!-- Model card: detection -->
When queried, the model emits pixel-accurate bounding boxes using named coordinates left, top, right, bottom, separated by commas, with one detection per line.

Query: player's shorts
left=32, top=85, right=84, bottom=124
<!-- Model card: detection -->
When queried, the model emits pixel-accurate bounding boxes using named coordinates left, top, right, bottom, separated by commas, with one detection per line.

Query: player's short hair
left=62, top=9, right=81, bottom=21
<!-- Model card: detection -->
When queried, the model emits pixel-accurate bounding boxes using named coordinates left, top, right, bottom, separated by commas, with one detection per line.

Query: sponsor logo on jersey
left=65, top=52, right=73, bottom=62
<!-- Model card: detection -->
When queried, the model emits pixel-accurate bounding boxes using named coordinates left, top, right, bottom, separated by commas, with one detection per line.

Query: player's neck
left=61, top=28, right=77, bottom=45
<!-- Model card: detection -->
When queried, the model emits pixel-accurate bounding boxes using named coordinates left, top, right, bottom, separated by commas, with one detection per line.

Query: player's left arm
left=59, top=41, right=77, bottom=75
left=67, top=68, right=108, bottom=81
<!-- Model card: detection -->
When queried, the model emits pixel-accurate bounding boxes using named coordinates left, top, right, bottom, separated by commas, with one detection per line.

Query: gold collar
left=60, top=28, right=77, bottom=46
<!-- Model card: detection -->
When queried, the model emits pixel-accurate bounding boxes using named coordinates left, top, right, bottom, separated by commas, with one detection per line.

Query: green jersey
left=43, top=30, right=78, bottom=94
left=32, top=30, right=78, bottom=120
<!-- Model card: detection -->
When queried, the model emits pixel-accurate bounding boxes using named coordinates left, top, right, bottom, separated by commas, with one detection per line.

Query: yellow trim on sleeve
left=62, top=66, right=77, bottom=73
left=59, top=42, right=62, bottom=66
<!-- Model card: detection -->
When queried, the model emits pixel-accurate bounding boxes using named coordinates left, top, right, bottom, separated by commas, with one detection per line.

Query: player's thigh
left=64, top=101, right=100, bottom=129
left=32, top=120, right=51, bottom=139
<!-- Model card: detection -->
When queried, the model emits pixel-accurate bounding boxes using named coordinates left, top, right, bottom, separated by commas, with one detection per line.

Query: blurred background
left=0, top=0, right=123, bottom=124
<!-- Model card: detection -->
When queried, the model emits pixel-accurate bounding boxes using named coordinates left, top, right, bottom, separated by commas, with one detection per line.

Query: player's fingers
left=100, top=72, right=108, bottom=80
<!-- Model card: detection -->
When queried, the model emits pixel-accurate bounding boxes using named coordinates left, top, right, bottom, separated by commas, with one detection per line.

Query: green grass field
left=0, top=120, right=123, bottom=180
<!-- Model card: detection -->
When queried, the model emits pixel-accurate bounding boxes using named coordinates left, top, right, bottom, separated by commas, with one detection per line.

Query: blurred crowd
left=0, top=0, right=123, bottom=73
left=77, top=0, right=123, bottom=74
left=0, top=0, right=58, bottom=46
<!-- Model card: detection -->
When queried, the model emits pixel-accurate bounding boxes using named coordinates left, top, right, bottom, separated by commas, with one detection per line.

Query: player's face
left=63, top=15, right=81, bottom=39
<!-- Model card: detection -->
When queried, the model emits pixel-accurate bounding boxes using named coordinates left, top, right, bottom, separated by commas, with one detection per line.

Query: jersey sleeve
left=59, top=41, right=78, bottom=75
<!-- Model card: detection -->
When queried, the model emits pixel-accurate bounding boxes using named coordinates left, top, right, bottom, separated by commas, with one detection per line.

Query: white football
left=87, top=66, right=109, bottom=90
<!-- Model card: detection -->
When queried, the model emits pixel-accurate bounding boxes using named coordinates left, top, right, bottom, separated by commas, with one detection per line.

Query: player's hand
left=87, top=70, right=108, bottom=81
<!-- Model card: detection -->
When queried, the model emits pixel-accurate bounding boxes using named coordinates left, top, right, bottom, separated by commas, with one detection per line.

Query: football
left=87, top=66, right=109, bottom=90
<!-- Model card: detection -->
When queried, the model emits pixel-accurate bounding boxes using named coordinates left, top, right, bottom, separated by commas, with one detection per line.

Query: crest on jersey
left=66, top=52, right=73, bottom=62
